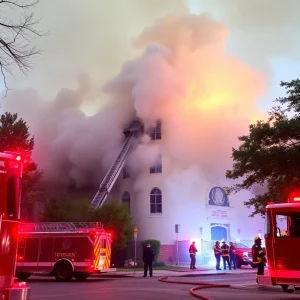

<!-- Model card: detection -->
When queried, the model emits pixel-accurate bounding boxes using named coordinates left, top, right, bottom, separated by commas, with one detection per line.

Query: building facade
left=113, top=121, right=265, bottom=263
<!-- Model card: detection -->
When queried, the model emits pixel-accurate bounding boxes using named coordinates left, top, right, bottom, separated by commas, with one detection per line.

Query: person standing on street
left=213, top=241, right=222, bottom=270
left=221, top=241, right=232, bottom=270
left=143, top=243, right=154, bottom=277
left=252, top=236, right=267, bottom=283
left=229, top=242, right=237, bottom=270
left=189, top=241, right=198, bottom=269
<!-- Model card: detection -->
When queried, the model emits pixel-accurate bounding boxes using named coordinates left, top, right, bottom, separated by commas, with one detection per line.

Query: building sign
left=210, top=209, right=229, bottom=219
left=208, top=187, right=229, bottom=207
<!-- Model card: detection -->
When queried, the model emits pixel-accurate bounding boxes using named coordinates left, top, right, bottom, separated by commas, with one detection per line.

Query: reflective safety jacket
left=189, top=244, right=198, bottom=255
left=252, top=244, right=266, bottom=264
left=221, top=244, right=230, bottom=257
left=214, top=245, right=222, bottom=256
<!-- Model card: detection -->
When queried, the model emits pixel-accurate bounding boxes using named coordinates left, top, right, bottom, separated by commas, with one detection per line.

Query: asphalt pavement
left=20, top=268, right=300, bottom=300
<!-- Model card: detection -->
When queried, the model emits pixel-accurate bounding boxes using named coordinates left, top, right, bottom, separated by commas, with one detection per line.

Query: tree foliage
left=226, top=79, right=300, bottom=217
left=0, top=112, right=44, bottom=213
left=141, top=239, right=161, bottom=262
left=0, top=0, right=45, bottom=92
left=42, top=195, right=134, bottom=250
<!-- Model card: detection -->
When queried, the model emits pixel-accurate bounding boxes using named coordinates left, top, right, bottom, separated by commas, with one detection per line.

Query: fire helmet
left=254, top=236, right=261, bottom=241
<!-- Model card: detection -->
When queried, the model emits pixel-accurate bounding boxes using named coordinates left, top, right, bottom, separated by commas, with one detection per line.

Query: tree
left=90, top=201, right=134, bottom=250
left=0, top=112, right=43, bottom=217
left=42, top=195, right=134, bottom=250
left=0, top=0, right=44, bottom=93
left=226, top=79, right=300, bottom=217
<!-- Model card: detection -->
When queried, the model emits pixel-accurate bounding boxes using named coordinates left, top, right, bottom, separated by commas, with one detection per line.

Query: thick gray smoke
left=1, top=0, right=300, bottom=191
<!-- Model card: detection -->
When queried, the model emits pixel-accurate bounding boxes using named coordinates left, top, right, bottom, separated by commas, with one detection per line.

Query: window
left=149, top=121, right=161, bottom=140
left=150, top=188, right=162, bottom=214
left=265, top=211, right=271, bottom=238
left=150, top=155, right=162, bottom=174
left=123, top=167, right=130, bottom=179
left=7, top=176, right=22, bottom=220
left=122, top=191, right=130, bottom=210
left=275, top=212, right=300, bottom=238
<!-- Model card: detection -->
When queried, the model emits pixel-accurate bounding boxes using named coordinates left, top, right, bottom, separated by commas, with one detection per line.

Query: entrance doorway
left=211, top=224, right=229, bottom=241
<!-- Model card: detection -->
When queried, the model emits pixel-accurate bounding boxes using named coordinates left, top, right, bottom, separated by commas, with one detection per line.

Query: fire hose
left=158, top=276, right=230, bottom=300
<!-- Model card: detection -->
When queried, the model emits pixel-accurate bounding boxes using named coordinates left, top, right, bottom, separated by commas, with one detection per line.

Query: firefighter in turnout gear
left=213, top=241, right=222, bottom=270
left=189, top=241, right=198, bottom=269
left=252, top=236, right=267, bottom=283
left=221, top=241, right=232, bottom=270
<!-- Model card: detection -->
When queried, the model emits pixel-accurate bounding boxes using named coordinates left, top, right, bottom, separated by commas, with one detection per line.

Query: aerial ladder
left=90, top=120, right=142, bottom=209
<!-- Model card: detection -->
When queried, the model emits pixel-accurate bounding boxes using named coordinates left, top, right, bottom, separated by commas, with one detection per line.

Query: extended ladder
left=19, top=222, right=103, bottom=233
left=90, top=132, right=136, bottom=209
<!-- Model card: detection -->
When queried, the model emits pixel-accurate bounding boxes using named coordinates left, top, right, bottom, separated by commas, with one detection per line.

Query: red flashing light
left=288, top=191, right=300, bottom=203
left=268, top=201, right=275, bottom=205
left=17, top=255, right=24, bottom=261
left=16, top=155, right=21, bottom=161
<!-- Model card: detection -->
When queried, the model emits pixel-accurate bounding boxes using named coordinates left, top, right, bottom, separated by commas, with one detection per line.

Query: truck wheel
left=15, top=272, right=31, bottom=280
left=74, top=272, right=90, bottom=281
left=54, top=260, right=73, bottom=282
left=236, top=258, right=242, bottom=269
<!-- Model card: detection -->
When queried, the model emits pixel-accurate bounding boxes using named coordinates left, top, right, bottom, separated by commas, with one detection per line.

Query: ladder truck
left=15, top=120, right=142, bottom=281
left=0, top=151, right=30, bottom=300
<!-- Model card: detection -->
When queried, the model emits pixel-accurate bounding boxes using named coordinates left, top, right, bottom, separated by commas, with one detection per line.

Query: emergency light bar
left=288, top=191, right=300, bottom=203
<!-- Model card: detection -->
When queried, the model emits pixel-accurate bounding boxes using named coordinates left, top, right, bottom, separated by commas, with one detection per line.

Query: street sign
left=134, top=225, right=138, bottom=240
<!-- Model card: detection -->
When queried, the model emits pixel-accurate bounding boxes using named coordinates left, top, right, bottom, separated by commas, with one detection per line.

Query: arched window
left=150, top=121, right=161, bottom=140
left=150, top=188, right=162, bottom=214
left=122, top=191, right=130, bottom=210
left=150, top=154, right=162, bottom=174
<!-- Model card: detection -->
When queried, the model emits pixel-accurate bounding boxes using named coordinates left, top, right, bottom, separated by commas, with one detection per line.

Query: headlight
left=243, top=252, right=248, bottom=256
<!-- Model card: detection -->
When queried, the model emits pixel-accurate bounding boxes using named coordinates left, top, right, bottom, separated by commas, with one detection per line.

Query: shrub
left=141, top=239, right=161, bottom=262
left=153, top=261, right=165, bottom=267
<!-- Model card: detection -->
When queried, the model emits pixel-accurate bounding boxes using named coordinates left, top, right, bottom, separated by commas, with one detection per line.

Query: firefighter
left=229, top=242, right=237, bottom=270
left=221, top=241, right=232, bottom=270
left=143, top=243, right=154, bottom=277
left=213, top=241, right=222, bottom=270
left=189, top=241, right=198, bottom=269
left=252, top=236, right=267, bottom=283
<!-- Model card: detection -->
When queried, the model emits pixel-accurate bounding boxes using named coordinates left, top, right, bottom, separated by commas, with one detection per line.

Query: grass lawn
left=116, top=265, right=189, bottom=272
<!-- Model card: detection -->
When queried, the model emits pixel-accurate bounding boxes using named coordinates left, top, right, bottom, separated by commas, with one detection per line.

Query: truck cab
left=233, top=242, right=255, bottom=268
left=259, top=194, right=300, bottom=292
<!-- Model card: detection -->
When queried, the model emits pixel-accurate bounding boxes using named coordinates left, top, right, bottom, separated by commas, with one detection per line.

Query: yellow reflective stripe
left=258, top=250, right=264, bottom=254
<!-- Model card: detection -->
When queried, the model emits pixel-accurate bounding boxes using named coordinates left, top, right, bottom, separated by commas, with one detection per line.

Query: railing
left=19, top=222, right=104, bottom=232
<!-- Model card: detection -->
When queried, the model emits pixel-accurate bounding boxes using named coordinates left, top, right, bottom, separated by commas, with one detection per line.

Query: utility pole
left=134, top=225, right=138, bottom=269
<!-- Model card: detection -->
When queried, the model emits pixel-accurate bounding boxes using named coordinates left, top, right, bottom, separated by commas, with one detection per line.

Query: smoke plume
left=2, top=0, right=300, bottom=193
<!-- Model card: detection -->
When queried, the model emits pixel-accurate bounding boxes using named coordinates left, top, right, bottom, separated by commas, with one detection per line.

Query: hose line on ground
left=158, top=276, right=230, bottom=300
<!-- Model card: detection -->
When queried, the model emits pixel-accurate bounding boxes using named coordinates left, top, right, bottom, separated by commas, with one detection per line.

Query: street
left=23, top=271, right=300, bottom=300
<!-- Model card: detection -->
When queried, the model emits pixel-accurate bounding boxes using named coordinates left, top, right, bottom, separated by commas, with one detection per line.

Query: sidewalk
left=99, top=266, right=257, bottom=278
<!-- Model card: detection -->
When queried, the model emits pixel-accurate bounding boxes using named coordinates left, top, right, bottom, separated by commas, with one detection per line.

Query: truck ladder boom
left=19, top=222, right=103, bottom=233
left=90, top=132, right=136, bottom=209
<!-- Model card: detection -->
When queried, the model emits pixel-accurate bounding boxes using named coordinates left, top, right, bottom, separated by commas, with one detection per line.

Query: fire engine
left=15, top=222, right=113, bottom=281
left=0, top=151, right=30, bottom=300
left=259, top=192, right=300, bottom=293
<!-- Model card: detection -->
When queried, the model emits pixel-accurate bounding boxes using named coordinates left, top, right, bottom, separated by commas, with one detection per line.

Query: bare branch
left=0, top=0, right=46, bottom=95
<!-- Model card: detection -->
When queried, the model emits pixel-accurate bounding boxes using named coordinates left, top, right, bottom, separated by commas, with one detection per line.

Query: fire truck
left=15, top=222, right=113, bottom=281
left=0, top=151, right=30, bottom=300
left=259, top=192, right=300, bottom=293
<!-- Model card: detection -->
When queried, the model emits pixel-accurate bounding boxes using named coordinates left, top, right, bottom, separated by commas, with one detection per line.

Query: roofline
left=266, top=203, right=300, bottom=209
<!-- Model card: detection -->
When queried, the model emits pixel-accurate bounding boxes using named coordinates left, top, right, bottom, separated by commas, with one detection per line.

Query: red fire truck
left=15, top=222, right=113, bottom=281
left=0, top=151, right=30, bottom=300
left=259, top=192, right=300, bottom=293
